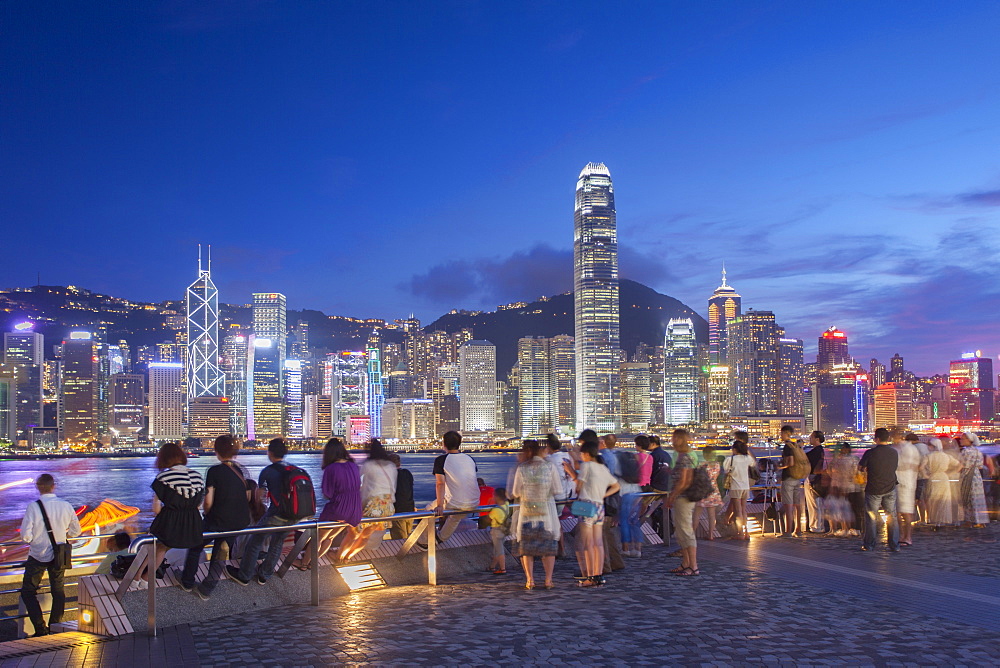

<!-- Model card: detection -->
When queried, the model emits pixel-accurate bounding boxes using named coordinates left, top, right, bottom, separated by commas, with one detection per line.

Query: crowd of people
left=15, top=424, right=999, bottom=633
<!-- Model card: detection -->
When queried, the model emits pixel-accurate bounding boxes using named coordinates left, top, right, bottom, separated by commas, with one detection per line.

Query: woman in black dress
left=148, top=442, right=205, bottom=582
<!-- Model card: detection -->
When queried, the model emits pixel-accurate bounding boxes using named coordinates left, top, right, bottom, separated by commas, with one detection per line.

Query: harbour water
left=0, top=451, right=522, bottom=542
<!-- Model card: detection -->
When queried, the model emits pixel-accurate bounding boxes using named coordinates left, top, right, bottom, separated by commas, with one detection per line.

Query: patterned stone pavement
left=2, top=522, right=998, bottom=666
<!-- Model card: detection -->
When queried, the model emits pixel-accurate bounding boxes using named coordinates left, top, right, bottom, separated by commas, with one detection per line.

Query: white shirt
left=434, top=452, right=480, bottom=509
left=545, top=451, right=575, bottom=500
left=723, top=453, right=757, bottom=491
left=20, top=494, right=82, bottom=562
left=577, top=461, right=617, bottom=504
left=360, top=459, right=397, bottom=501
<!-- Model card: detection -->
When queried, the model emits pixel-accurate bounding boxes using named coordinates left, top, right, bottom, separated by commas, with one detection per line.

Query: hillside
left=426, top=279, right=707, bottom=373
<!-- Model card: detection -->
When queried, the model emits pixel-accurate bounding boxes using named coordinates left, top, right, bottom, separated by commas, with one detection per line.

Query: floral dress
left=697, top=461, right=724, bottom=508
left=512, top=457, right=561, bottom=557
left=959, top=446, right=989, bottom=525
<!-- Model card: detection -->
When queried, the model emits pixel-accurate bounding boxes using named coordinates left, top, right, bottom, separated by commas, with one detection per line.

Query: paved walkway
left=2, top=523, right=998, bottom=666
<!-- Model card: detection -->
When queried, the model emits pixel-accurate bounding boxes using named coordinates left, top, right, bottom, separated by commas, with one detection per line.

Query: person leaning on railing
left=148, top=442, right=205, bottom=582
left=293, top=438, right=361, bottom=570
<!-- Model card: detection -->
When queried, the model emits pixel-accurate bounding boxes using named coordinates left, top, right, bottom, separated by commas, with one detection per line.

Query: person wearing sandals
left=693, top=446, right=724, bottom=540
left=722, top=432, right=756, bottom=540
left=511, top=439, right=562, bottom=589
left=293, top=438, right=361, bottom=570
left=338, top=439, right=396, bottom=561
left=180, top=435, right=251, bottom=599
left=566, top=441, right=620, bottom=587
left=665, top=429, right=699, bottom=576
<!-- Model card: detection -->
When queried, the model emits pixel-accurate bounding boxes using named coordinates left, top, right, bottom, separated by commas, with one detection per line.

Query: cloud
left=956, top=189, right=1000, bottom=207
left=897, top=184, right=1000, bottom=211
left=402, top=243, right=673, bottom=309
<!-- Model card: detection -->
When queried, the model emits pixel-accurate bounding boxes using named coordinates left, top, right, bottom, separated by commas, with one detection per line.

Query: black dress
left=149, top=466, right=206, bottom=549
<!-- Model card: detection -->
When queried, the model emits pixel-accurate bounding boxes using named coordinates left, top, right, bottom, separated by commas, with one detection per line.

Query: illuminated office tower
left=817, top=327, right=850, bottom=371
left=707, top=268, right=741, bottom=364
left=291, top=320, right=310, bottom=359
left=573, top=162, right=620, bottom=432
left=778, top=337, right=805, bottom=416
left=284, top=360, right=304, bottom=438
left=108, top=373, right=144, bottom=445
left=707, top=366, right=730, bottom=423
left=549, top=335, right=576, bottom=433
left=221, top=332, right=248, bottom=437
left=889, top=353, right=905, bottom=383
left=303, top=394, right=332, bottom=439
left=459, top=340, right=497, bottom=432
left=874, top=382, right=912, bottom=429
left=949, top=352, right=995, bottom=422
left=247, top=336, right=283, bottom=441
left=148, top=362, right=184, bottom=441
left=869, top=358, right=886, bottom=389
left=331, top=351, right=367, bottom=437
left=366, top=333, right=385, bottom=438
left=383, top=398, right=435, bottom=440
left=188, top=396, right=231, bottom=439
left=4, top=324, right=45, bottom=441
left=0, top=368, right=15, bottom=440
left=518, top=337, right=556, bottom=436
left=253, top=293, right=287, bottom=394
left=60, top=332, right=99, bottom=444
left=186, top=248, right=224, bottom=399
left=727, top=311, right=781, bottom=417
left=620, top=362, right=651, bottom=432
left=663, top=318, right=701, bottom=425
left=854, top=373, right=871, bottom=433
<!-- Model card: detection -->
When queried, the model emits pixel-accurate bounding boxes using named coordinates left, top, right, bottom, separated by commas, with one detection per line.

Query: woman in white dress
left=921, top=439, right=955, bottom=528
left=721, top=432, right=756, bottom=540
left=511, top=439, right=562, bottom=589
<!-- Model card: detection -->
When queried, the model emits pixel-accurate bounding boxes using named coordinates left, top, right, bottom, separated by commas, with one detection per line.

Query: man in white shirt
left=432, top=431, right=480, bottom=543
left=19, top=474, right=82, bottom=636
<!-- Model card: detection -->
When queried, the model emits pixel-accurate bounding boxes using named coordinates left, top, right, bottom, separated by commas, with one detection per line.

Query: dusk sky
left=3, top=2, right=999, bottom=375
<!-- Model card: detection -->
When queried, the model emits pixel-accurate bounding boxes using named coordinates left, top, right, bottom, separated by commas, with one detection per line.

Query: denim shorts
left=781, top=477, right=802, bottom=504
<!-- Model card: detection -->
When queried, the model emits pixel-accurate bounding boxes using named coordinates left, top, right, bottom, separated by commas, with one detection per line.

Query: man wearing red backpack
left=227, top=439, right=315, bottom=586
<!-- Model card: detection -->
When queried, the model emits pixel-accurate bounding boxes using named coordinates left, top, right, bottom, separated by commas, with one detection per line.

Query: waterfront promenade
left=0, top=522, right=997, bottom=667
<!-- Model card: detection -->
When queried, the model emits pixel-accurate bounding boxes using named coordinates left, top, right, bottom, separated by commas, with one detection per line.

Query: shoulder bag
left=570, top=499, right=600, bottom=518
left=36, top=500, right=72, bottom=570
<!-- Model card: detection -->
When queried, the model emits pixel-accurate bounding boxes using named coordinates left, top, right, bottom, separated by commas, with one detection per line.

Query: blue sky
left=2, top=1, right=999, bottom=374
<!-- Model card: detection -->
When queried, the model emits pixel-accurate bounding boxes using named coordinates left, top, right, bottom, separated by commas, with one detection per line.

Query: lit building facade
left=817, top=327, right=850, bottom=370
left=60, top=332, right=99, bottom=444
left=707, top=269, right=741, bottom=364
left=188, top=396, right=231, bottom=439
left=247, top=336, right=283, bottom=441
left=620, top=362, right=651, bottom=432
left=366, top=339, right=385, bottom=438
left=149, top=362, right=184, bottom=441
left=284, top=360, right=304, bottom=439
left=778, top=337, right=805, bottom=417
left=383, top=398, right=435, bottom=440
left=518, top=337, right=556, bottom=436
left=2, top=328, right=44, bottom=443
left=221, top=332, right=248, bottom=436
left=459, top=340, right=497, bottom=432
left=185, top=251, right=224, bottom=399
left=550, top=335, right=576, bottom=433
left=331, top=351, right=367, bottom=438
left=303, top=394, right=332, bottom=440
left=874, top=382, right=913, bottom=429
left=663, top=318, right=701, bottom=425
left=727, top=310, right=781, bottom=417
left=108, top=373, right=144, bottom=444
left=573, top=162, right=620, bottom=433
left=253, top=293, right=287, bottom=395
left=707, top=365, right=730, bottom=423
left=948, top=353, right=995, bottom=423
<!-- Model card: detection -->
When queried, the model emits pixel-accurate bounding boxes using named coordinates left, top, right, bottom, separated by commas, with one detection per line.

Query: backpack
left=110, top=554, right=169, bottom=580
left=684, top=466, right=714, bottom=502
left=500, top=505, right=513, bottom=535
left=787, top=444, right=812, bottom=479
left=273, top=463, right=316, bottom=521
left=618, top=450, right=640, bottom=484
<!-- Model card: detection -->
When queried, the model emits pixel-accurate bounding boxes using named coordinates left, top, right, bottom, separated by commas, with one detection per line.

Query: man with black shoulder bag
left=19, top=474, right=81, bottom=637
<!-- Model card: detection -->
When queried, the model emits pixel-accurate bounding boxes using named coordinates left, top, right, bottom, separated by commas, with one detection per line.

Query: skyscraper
left=549, top=335, right=576, bottom=433
left=874, top=382, right=912, bottom=428
left=253, top=293, right=287, bottom=393
left=727, top=310, right=781, bottom=417
left=778, top=337, right=805, bottom=416
left=707, top=268, right=741, bottom=364
left=148, top=362, right=184, bottom=441
left=706, top=365, right=730, bottom=423
left=108, top=373, right=144, bottom=445
left=60, top=332, right=99, bottom=444
left=517, top=337, right=556, bottom=437
left=284, top=359, right=304, bottom=438
left=619, top=362, right=651, bottom=432
left=889, top=353, right=905, bottom=383
left=816, top=327, right=850, bottom=370
left=869, top=358, right=886, bottom=389
left=366, top=337, right=385, bottom=439
left=221, top=331, right=248, bottom=436
left=459, top=340, right=497, bottom=433
left=573, top=162, right=620, bottom=433
left=331, top=351, right=367, bottom=437
left=4, top=325, right=45, bottom=442
left=663, top=318, right=701, bottom=425
left=186, top=248, right=224, bottom=398
left=949, top=352, right=995, bottom=423
left=247, top=335, right=283, bottom=441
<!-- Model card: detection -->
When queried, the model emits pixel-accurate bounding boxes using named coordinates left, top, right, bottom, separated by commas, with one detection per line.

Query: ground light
left=81, top=610, right=93, bottom=624
left=336, top=563, right=385, bottom=591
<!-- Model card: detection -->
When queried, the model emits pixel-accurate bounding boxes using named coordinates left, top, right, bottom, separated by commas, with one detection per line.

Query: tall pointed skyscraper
left=186, top=246, right=224, bottom=398
left=573, top=162, right=620, bottom=432
left=707, top=267, right=741, bottom=365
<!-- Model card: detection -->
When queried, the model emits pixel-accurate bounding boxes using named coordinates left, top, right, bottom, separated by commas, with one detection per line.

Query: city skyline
left=2, top=3, right=1000, bottom=374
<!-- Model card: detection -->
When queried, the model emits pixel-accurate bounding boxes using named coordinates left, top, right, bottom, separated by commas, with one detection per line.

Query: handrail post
left=310, top=521, right=319, bottom=606
left=147, top=537, right=156, bottom=637
left=426, top=515, right=437, bottom=586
